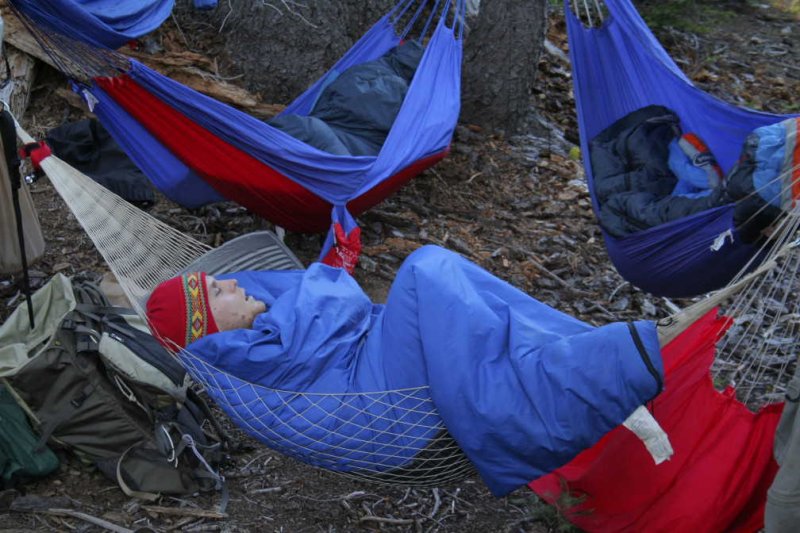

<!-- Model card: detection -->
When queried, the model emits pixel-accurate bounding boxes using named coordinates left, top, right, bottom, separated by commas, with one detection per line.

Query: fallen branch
left=142, top=505, right=227, bottom=519
left=428, top=488, right=441, bottom=519
left=359, top=515, right=415, bottom=526
left=544, top=39, right=569, bottom=65
left=485, top=237, right=592, bottom=296
left=47, top=509, right=133, bottom=533
left=249, top=486, right=284, bottom=495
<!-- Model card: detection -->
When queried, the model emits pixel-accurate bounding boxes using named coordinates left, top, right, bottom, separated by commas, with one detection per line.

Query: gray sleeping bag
left=269, top=41, right=424, bottom=156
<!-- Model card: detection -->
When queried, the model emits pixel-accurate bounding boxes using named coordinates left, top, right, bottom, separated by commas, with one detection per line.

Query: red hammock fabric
left=95, top=75, right=447, bottom=233
left=530, top=310, right=783, bottom=532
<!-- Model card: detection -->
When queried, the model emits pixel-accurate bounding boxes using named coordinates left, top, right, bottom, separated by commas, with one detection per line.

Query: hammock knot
left=18, top=140, right=51, bottom=178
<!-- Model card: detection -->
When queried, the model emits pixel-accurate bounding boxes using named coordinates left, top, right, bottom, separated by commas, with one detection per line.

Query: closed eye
left=211, top=280, right=222, bottom=296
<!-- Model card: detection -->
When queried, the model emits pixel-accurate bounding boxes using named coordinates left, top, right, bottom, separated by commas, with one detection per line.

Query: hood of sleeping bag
left=724, top=117, right=798, bottom=242
left=47, top=119, right=155, bottom=208
left=183, top=246, right=663, bottom=496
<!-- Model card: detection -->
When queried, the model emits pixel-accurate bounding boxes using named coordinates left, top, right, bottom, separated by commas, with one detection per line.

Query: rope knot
left=19, top=140, right=52, bottom=171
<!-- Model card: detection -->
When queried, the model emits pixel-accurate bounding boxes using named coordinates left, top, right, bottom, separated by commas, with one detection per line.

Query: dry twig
left=141, top=505, right=227, bottom=519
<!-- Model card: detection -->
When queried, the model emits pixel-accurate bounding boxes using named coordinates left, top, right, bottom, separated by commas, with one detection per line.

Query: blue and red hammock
left=11, top=0, right=464, bottom=266
left=567, top=0, right=799, bottom=297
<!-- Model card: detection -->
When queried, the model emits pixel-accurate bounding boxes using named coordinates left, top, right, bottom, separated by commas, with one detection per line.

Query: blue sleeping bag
left=268, top=41, right=424, bottom=156
left=184, top=245, right=663, bottom=496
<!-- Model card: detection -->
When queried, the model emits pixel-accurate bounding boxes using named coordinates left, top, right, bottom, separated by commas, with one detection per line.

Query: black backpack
left=0, top=274, right=231, bottom=502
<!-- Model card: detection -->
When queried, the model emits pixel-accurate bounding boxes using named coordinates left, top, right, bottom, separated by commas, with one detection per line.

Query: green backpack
left=0, top=274, right=230, bottom=501
left=0, top=384, right=59, bottom=488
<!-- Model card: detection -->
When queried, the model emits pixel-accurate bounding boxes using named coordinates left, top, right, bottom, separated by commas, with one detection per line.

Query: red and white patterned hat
left=146, top=272, right=219, bottom=350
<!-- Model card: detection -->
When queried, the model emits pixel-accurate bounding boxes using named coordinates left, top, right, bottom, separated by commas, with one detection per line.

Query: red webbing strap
left=19, top=140, right=52, bottom=171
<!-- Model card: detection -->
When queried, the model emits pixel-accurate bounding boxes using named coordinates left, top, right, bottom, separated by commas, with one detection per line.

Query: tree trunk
left=460, top=0, right=548, bottom=135
left=174, top=0, right=395, bottom=105
left=175, top=0, right=547, bottom=134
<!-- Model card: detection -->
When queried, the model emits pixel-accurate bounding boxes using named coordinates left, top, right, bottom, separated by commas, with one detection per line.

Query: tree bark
left=460, top=0, right=548, bottom=135
left=174, top=0, right=395, bottom=105
left=175, top=0, right=547, bottom=134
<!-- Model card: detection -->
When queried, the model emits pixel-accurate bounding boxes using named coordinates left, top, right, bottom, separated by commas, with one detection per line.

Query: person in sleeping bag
left=145, top=245, right=664, bottom=497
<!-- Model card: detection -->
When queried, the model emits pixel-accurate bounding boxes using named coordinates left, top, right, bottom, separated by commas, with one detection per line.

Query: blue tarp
left=10, top=0, right=174, bottom=49
left=566, top=0, right=798, bottom=297
left=182, top=246, right=663, bottom=496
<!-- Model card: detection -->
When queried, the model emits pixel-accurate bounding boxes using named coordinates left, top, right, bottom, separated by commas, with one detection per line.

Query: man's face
left=206, top=275, right=266, bottom=331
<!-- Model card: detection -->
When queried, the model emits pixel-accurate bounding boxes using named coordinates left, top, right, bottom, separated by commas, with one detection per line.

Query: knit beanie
left=146, top=272, right=219, bottom=350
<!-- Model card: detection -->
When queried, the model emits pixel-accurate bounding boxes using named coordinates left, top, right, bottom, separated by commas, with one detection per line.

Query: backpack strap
left=177, top=433, right=229, bottom=513
left=115, top=445, right=161, bottom=502
left=74, top=303, right=137, bottom=317
left=72, top=280, right=111, bottom=307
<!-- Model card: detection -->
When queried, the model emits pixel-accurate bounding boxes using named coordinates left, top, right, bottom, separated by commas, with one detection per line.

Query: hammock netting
left=9, top=0, right=464, bottom=267
left=565, top=0, right=800, bottom=298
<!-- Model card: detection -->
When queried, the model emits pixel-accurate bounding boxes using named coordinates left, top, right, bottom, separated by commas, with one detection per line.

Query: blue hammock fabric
left=11, top=0, right=174, bottom=49
left=566, top=0, right=799, bottom=297
left=90, top=84, right=223, bottom=207
left=181, top=246, right=664, bottom=496
left=84, top=1, right=463, bottom=257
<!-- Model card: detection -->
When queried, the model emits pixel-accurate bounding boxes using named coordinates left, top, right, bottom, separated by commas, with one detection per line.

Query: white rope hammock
left=10, top=117, right=479, bottom=485
left=14, top=119, right=212, bottom=317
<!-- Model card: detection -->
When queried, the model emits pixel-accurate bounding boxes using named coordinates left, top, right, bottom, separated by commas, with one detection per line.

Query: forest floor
left=1, top=1, right=799, bottom=532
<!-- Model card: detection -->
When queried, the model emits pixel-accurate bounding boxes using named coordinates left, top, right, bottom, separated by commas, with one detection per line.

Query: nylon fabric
left=530, top=310, right=782, bottom=532
left=10, top=0, right=174, bottom=49
left=89, top=9, right=461, bottom=233
left=565, top=0, right=799, bottom=296
left=183, top=246, right=663, bottom=496
left=91, top=85, right=223, bottom=207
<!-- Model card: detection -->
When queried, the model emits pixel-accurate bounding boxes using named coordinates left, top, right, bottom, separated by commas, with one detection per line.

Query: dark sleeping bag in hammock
left=47, top=119, right=155, bottom=208
left=183, top=245, right=663, bottom=496
left=268, top=41, right=424, bottom=156
left=590, top=105, right=790, bottom=241
left=590, top=105, right=725, bottom=237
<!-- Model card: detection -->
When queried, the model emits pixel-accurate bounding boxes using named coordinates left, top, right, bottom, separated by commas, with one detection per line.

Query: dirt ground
left=1, top=1, right=798, bottom=532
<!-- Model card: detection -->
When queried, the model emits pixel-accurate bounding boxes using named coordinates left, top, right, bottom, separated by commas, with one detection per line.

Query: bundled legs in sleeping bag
left=146, top=245, right=664, bottom=496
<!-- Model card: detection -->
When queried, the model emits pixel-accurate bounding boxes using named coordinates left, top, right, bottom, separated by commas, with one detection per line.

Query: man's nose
left=224, top=279, right=238, bottom=291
